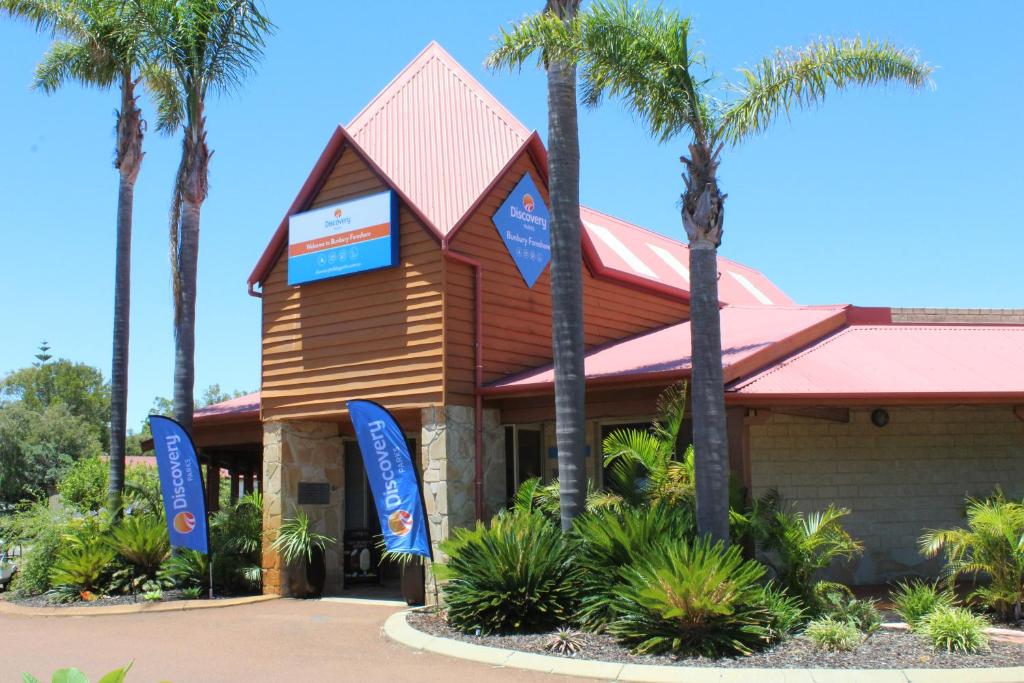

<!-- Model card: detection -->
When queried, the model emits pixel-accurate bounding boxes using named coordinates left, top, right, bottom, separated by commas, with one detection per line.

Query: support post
left=206, top=454, right=220, bottom=513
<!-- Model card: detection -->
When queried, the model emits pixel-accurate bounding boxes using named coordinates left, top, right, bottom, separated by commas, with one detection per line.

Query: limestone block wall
left=420, top=405, right=505, bottom=600
left=262, top=420, right=344, bottom=596
left=749, top=406, right=1024, bottom=585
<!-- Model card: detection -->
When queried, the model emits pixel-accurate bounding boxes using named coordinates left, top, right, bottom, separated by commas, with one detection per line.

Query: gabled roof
left=484, top=305, right=848, bottom=395
left=348, top=41, right=531, bottom=235
left=728, top=323, right=1024, bottom=403
left=248, top=41, right=791, bottom=306
left=580, top=206, right=794, bottom=307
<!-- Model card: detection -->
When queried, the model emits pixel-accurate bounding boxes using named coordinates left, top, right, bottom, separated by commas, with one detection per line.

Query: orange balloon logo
left=334, top=208, right=344, bottom=218
left=522, top=193, right=535, bottom=212
left=173, top=511, right=196, bottom=534
left=388, top=509, right=413, bottom=537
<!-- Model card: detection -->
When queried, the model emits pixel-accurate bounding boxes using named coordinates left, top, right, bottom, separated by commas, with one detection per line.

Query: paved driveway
left=1, top=599, right=593, bottom=683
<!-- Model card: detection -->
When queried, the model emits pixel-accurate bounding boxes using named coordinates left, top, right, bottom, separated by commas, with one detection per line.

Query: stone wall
left=420, top=405, right=505, bottom=600
left=261, top=420, right=344, bottom=596
left=749, top=406, right=1024, bottom=584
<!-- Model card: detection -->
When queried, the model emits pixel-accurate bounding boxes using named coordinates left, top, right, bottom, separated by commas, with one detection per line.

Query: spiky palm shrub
left=748, top=492, right=862, bottom=605
left=920, top=494, right=1024, bottom=620
left=606, top=537, right=771, bottom=656
left=49, top=537, right=115, bottom=596
left=571, top=503, right=695, bottom=630
left=108, top=514, right=170, bottom=583
left=440, top=511, right=580, bottom=634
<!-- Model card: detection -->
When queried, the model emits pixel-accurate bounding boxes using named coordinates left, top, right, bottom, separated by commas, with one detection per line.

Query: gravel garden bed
left=1, top=589, right=247, bottom=608
left=408, top=609, right=1024, bottom=670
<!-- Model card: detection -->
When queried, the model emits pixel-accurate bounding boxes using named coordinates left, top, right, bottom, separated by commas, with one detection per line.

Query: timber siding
left=444, top=151, right=690, bottom=406
left=260, top=145, right=445, bottom=421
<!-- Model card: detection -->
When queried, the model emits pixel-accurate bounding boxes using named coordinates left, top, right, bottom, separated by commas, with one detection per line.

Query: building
left=187, top=42, right=1024, bottom=594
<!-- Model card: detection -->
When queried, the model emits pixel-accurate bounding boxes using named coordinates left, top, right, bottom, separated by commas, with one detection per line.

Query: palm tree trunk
left=172, top=111, right=209, bottom=435
left=108, top=74, right=143, bottom=515
left=546, top=0, right=586, bottom=531
left=682, top=143, right=730, bottom=544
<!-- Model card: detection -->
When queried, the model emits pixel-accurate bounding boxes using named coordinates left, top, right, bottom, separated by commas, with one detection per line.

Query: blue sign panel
left=287, top=190, right=399, bottom=286
left=491, top=173, right=551, bottom=288
left=149, top=416, right=209, bottom=554
left=347, top=400, right=432, bottom=559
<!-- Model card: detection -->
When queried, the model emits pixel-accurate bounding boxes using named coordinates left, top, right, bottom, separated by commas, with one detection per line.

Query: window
left=504, top=425, right=544, bottom=504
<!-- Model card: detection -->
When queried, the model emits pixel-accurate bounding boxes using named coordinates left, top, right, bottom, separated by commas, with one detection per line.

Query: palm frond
left=140, top=60, right=183, bottom=133
left=577, top=0, right=712, bottom=143
left=486, top=9, right=582, bottom=72
left=33, top=39, right=115, bottom=92
left=719, top=37, right=933, bottom=144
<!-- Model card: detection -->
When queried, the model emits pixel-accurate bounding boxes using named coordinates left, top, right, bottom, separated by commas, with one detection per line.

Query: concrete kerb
left=383, top=610, right=1024, bottom=683
left=0, top=593, right=278, bottom=617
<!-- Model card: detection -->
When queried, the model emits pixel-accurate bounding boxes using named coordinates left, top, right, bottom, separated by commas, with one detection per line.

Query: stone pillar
left=420, top=405, right=505, bottom=603
left=261, top=420, right=344, bottom=597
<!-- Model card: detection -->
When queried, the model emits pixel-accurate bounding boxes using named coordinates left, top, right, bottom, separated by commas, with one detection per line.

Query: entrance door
left=342, top=437, right=418, bottom=586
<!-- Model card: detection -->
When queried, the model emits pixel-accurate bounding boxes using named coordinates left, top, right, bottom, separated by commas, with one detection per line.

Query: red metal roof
left=580, top=206, right=794, bottom=307
left=193, top=392, right=260, bottom=422
left=247, top=42, right=791, bottom=306
left=348, top=41, right=531, bottom=235
left=485, top=305, right=848, bottom=395
left=728, top=324, right=1024, bottom=403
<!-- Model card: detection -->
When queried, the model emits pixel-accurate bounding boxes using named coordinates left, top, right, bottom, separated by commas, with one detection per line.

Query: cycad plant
left=439, top=511, right=580, bottom=634
left=490, top=0, right=932, bottom=543
left=607, top=537, right=770, bottom=656
left=108, top=513, right=170, bottom=585
left=269, top=508, right=333, bottom=566
left=571, top=503, right=695, bottom=630
left=748, top=492, right=862, bottom=605
left=920, top=494, right=1024, bottom=620
left=49, top=536, right=115, bottom=597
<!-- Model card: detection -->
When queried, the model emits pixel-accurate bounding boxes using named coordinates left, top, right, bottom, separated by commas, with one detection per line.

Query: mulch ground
left=408, top=610, right=1024, bottom=670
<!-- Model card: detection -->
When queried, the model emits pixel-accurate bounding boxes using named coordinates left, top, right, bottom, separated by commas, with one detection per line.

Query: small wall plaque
left=297, top=482, right=331, bottom=505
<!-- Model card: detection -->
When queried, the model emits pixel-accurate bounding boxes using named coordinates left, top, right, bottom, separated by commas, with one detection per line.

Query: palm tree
left=490, top=1, right=586, bottom=531
left=489, top=0, right=932, bottom=543
left=133, top=0, right=272, bottom=433
left=0, top=0, right=175, bottom=514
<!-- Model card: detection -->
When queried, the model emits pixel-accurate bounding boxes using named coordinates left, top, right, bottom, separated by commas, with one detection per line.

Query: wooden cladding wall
left=444, top=152, right=689, bottom=406
left=260, top=145, right=445, bottom=421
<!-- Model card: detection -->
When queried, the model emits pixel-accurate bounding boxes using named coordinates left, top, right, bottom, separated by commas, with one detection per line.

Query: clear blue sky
left=1, top=1, right=1022, bottom=431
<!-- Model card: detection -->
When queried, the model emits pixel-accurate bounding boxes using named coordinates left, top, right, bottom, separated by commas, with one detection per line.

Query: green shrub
left=813, top=582, right=881, bottom=634
left=571, top=503, right=695, bottom=630
left=181, top=586, right=203, bottom=600
left=891, top=579, right=957, bottom=628
left=919, top=606, right=990, bottom=654
left=108, top=514, right=170, bottom=583
left=805, top=617, right=862, bottom=652
left=606, top=537, right=771, bottom=656
left=921, top=494, right=1024, bottom=620
left=757, top=583, right=806, bottom=642
left=160, top=549, right=207, bottom=590
left=440, top=511, right=580, bottom=634
left=57, top=457, right=108, bottom=513
left=1, top=502, right=66, bottom=595
left=748, top=492, right=862, bottom=605
left=49, top=537, right=115, bottom=596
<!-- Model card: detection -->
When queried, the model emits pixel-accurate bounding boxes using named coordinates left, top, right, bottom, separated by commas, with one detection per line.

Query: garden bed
left=408, top=609, right=1024, bottom=670
left=2, top=588, right=253, bottom=609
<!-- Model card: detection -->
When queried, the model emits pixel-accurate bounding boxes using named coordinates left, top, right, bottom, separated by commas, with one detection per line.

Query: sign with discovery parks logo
left=491, top=172, right=551, bottom=288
